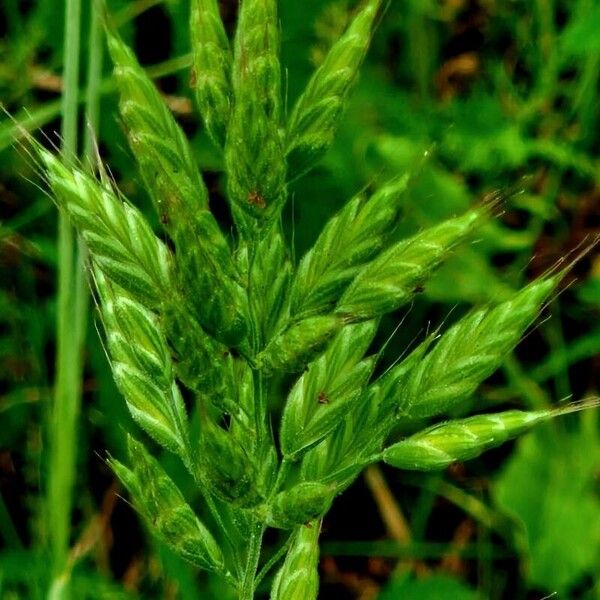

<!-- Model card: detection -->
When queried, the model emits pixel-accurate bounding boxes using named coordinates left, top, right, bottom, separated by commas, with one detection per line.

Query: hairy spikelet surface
left=280, top=321, right=377, bottom=459
left=190, top=0, right=232, bottom=148
left=110, top=437, right=224, bottom=571
left=337, top=208, right=484, bottom=320
left=96, top=270, right=189, bottom=455
left=270, top=524, right=320, bottom=600
left=41, top=149, right=170, bottom=306
left=383, top=409, right=553, bottom=469
left=107, top=32, right=208, bottom=218
left=290, top=175, right=409, bottom=319
left=225, top=0, right=286, bottom=231
left=107, top=31, right=250, bottom=347
left=398, top=276, right=559, bottom=417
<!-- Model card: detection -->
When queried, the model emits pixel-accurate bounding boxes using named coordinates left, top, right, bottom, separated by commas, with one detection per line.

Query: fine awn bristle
left=31, top=1, right=598, bottom=597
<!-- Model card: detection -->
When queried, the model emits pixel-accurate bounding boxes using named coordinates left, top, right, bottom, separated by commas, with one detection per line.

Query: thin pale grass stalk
left=47, top=0, right=83, bottom=596
left=47, top=3, right=103, bottom=597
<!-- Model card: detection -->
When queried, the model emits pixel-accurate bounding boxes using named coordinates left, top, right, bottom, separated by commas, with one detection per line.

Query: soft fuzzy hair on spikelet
left=161, top=299, right=235, bottom=412
left=109, top=436, right=225, bottom=572
left=270, top=524, right=321, bottom=600
left=286, top=0, right=382, bottom=178
left=190, top=0, right=232, bottom=148
left=245, top=227, right=292, bottom=343
left=39, top=148, right=171, bottom=307
left=290, top=174, right=410, bottom=320
left=398, top=275, right=559, bottom=418
left=256, top=315, right=342, bottom=375
left=268, top=483, right=333, bottom=529
left=95, top=269, right=188, bottom=456
left=225, top=0, right=286, bottom=232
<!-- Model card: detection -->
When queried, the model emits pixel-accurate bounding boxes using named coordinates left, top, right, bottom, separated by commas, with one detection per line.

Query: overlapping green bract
left=290, top=175, right=409, bottom=319
left=336, top=208, right=484, bottom=321
left=270, top=524, right=320, bottom=600
left=95, top=270, right=189, bottom=456
left=36, top=1, right=588, bottom=596
left=280, top=321, right=377, bottom=459
left=383, top=410, right=552, bottom=470
left=398, top=276, right=559, bottom=418
left=108, top=30, right=250, bottom=349
left=286, top=0, right=382, bottom=178
left=41, top=149, right=170, bottom=307
left=109, top=437, right=225, bottom=572
left=225, top=0, right=286, bottom=234
left=190, top=0, right=232, bottom=148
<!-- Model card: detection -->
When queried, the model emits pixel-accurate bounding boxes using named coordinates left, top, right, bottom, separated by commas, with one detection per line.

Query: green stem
left=48, top=0, right=82, bottom=594
left=240, top=523, right=264, bottom=600
left=48, top=1, right=104, bottom=596
left=254, top=532, right=293, bottom=590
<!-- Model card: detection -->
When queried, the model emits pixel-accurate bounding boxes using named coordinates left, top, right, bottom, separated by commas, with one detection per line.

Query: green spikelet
left=246, top=227, right=292, bottom=342
left=161, top=300, right=238, bottom=414
left=225, top=0, right=286, bottom=232
left=280, top=321, right=377, bottom=459
left=256, top=316, right=342, bottom=374
left=336, top=208, right=484, bottom=321
left=197, top=418, right=263, bottom=507
left=107, top=31, right=249, bottom=347
left=40, top=149, right=170, bottom=307
left=291, top=175, right=410, bottom=319
left=383, top=409, right=561, bottom=470
left=398, top=276, right=559, bottom=418
left=106, top=31, right=208, bottom=218
left=299, top=339, right=432, bottom=488
left=96, top=270, right=188, bottom=456
left=270, top=524, right=320, bottom=600
left=173, top=214, right=250, bottom=348
left=110, top=437, right=225, bottom=572
left=286, top=0, right=382, bottom=178
left=190, top=0, right=232, bottom=148
left=268, top=483, right=333, bottom=529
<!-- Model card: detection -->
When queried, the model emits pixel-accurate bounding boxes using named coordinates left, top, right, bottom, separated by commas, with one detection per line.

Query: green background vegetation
left=0, top=0, right=599, bottom=598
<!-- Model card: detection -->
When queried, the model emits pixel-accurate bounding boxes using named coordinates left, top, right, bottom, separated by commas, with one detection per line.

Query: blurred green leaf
left=377, top=573, right=482, bottom=600
left=494, top=425, right=600, bottom=593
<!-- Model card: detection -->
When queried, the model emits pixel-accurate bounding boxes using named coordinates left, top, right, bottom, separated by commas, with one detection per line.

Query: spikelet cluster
left=36, top=0, right=595, bottom=596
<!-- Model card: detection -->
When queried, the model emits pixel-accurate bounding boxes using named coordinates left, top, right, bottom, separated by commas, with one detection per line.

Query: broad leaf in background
left=494, top=424, right=600, bottom=593
left=378, top=573, right=482, bottom=600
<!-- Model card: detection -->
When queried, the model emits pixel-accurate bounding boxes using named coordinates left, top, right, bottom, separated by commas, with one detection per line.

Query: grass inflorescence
left=33, top=1, right=597, bottom=598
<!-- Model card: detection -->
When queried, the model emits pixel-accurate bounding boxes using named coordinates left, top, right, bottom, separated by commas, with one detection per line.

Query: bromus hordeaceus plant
left=31, top=0, right=598, bottom=598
